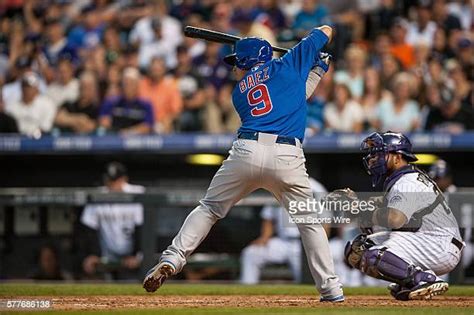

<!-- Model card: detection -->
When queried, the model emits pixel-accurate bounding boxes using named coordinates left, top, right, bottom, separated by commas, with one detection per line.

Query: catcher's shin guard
left=359, top=248, right=437, bottom=289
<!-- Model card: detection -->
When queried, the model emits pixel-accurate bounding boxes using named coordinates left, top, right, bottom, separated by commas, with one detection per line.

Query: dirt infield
left=9, top=295, right=474, bottom=310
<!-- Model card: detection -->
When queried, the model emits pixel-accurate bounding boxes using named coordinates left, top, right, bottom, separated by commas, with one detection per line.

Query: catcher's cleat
left=319, top=294, right=345, bottom=303
left=143, top=261, right=176, bottom=293
left=407, top=280, right=449, bottom=300
left=388, top=283, right=411, bottom=301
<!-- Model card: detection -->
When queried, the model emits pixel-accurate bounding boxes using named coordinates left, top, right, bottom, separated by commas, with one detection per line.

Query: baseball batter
left=344, top=131, right=464, bottom=300
left=143, top=25, right=344, bottom=302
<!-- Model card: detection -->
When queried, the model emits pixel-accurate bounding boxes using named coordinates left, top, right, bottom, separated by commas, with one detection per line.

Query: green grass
left=1, top=283, right=474, bottom=297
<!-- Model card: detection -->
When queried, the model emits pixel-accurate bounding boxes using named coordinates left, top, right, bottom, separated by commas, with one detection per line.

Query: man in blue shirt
left=143, top=25, right=343, bottom=302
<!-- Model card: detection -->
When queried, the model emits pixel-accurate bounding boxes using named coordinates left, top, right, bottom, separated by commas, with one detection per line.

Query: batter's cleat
left=319, top=294, right=345, bottom=303
left=143, top=261, right=176, bottom=293
left=407, top=280, right=449, bottom=300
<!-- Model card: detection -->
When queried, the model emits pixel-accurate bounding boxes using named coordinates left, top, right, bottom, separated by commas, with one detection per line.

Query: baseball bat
left=184, top=26, right=289, bottom=53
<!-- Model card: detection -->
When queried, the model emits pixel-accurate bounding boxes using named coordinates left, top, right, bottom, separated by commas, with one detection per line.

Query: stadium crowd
left=0, top=0, right=472, bottom=137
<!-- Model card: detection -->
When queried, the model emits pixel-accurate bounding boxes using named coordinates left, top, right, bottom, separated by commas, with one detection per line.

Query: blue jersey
left=232, top=29, right=329, bottom=142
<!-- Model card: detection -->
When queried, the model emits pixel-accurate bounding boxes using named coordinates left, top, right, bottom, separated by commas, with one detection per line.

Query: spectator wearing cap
left=292, top=0, right=331, bottom=40
left=375, top=72, right=420, bottom=132
left=389, top=18, right=416, bottom=69
left=406, top=1, right=438, bottom=48
left=424, top=85, right=474, bottom=133
left=138, top=57, right=182, bottom=133
left=2, top=57, right=47, bottom=109
left=99, top=67, right=154, bottom=135
left=46, top=57, right=79, bottom=108
left=54, top=71, right=99, bottom=134
left=81, top=162, right=144, bottom=280
left=137, top=17, right=178, bottom=70
left=5, top=72, right=56, bottom=137
left=43, top=18, right=78, bottom=66
left=323, top=82, right=364, bottom=133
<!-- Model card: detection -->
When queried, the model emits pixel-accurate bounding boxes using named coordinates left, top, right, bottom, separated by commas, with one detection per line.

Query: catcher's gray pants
left=161, top=133, right=342, bottom=296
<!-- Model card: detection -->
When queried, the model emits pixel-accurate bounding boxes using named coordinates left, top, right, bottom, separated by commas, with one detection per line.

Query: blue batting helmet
left=224, top=37, right=273, bottom=70
left=360, top=131, right=418, bottom=187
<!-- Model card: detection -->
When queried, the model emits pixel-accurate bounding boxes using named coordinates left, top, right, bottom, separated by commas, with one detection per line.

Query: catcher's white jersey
left=386, top=172, right=461, bottom=239
left=369, top=172, right=463, bottom=275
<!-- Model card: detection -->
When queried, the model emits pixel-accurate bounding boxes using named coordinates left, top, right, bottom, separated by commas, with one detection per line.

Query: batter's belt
left=238, top=132, right=299, bottom=146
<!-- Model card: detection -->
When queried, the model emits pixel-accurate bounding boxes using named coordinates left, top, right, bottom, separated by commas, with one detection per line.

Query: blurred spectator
left=129, top=1, right=182, bottom=52
left=406, top=1, right=437, bottom=48
left=446, top=0, right=472, bottom=30
left=369, top=32, right=392, bottom=71
left=43, top=18, right=78, bottom=66
left=193, top=42, right=239, bottom=133
left=380, top=54, right=401, bottom=89
left=431, top=0, right=462, bottom=35
left=456, top=38, right=473, bottom=81
left=30, top=245, right=72, bottom=281
left=2, top=57, right=47, bottom=109
left=375, top=72, right=420, bottom=132
left=138, top=57, right=182, bottom=133
left=334, top=45, right=367, bottom=100
left=173, top=45, right=208, bottom=132
left=389, top=18, right=415, bottom=69
left=324, top=82, right=364, bottom=133
left=231, top=9, right=277, bottom=45
left=256, top=0, right=287, bottom=33
left=306, top=68, right=333, bottom=136
left=45, top=57, right=79, bottom=108
left=292, top=0, right=331, bottom=39
left=99, top=67, right=154, bottom=135
left=137, top=17, right=178, bottom=70
left=54, top=71, right=99, bottom=134
left=425, top=85, right=474, bottom=133
left=103, top=26, right=125, bottom=66
left=5, top=72, right=56, bottom=137
left=0, top=92, right=18, bottom=133
left=67, top=6, right=105, bottom=50
left=360, top=67, right=391, bottom=130
left=446, top=60, right=472, bottom=107
left=81, top=162, right=144, bottom=280
left=431, top=28, right=450, bottom=61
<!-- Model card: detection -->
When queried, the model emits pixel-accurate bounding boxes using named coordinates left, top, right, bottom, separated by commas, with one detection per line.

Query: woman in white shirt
left=324, top=82, right=364, bottom=133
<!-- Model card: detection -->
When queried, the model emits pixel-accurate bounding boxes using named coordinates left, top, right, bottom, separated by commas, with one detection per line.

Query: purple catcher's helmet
left=223, top=37, right=273, bottom=70
left=361, top=131, right=418, bottom=187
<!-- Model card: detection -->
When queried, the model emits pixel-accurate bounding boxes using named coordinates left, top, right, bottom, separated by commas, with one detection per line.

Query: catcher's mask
left=361, top=131, right=418, bottom=187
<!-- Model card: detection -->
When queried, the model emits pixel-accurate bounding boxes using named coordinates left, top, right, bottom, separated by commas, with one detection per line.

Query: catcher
left=341, top=131, right=464, bottom=300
